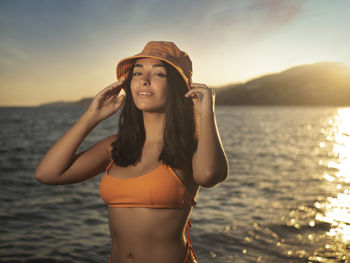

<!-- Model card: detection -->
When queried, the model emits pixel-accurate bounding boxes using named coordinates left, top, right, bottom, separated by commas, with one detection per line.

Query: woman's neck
left=142, top=111, right=165, bottom=143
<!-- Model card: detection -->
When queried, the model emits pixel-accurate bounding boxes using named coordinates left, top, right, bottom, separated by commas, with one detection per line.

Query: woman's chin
left=136, top=105, right=165, bottom=113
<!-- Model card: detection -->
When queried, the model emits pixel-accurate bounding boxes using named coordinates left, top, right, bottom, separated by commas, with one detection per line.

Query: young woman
left=35, top=41, right=228, bottom=263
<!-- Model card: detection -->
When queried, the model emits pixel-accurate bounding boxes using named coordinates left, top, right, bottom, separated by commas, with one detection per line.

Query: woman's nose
left=141, top=75, right=151, bottom=86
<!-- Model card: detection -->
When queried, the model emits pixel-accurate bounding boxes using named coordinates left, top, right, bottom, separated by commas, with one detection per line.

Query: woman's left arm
left=185, top=83, right=229, bottom=188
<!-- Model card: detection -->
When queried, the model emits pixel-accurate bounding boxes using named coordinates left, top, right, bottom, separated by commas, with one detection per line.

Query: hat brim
left=116, top=55, right=191, bottom=90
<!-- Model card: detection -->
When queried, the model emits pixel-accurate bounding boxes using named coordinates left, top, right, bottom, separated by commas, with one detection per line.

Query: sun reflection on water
left=315, top=192, right=350, bottom=242
left=314, top=108, right=350, bottom=246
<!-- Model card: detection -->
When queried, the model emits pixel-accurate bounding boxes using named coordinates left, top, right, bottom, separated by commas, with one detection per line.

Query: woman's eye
left=132, top=72, right=166, bottom=77
left=155, top=73, right=166, bottom=77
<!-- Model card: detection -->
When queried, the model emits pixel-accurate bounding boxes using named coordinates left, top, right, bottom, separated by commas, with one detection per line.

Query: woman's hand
left=184, top=83, right=215, bottom=117
left=85, top=78, right=126, bottom=124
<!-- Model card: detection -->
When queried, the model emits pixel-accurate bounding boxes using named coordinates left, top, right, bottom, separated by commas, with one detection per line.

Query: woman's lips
left=137, top=91, right=153, bottom=97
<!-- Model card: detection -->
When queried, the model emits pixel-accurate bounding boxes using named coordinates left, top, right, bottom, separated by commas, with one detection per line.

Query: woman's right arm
left=35, top=77, right=126, bottom=185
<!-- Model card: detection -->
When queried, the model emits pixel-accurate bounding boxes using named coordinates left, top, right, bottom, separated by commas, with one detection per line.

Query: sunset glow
left=1, top=0, right=350, bottom=106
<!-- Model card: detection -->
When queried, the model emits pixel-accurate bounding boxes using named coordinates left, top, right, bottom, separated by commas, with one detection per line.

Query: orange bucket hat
left=116, top=41, right=193, bottom=90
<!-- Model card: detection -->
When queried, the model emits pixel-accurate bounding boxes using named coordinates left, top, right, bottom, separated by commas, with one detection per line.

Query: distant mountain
left=215, top=62, right=350, bottom=105
left=39, top=97, right=92, bottom=107
left=39, top=62, right=350, bottom=107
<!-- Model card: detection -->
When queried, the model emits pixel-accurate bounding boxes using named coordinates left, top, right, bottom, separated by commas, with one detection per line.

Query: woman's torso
left=102, top=141, right=199, bottom=263
left=108, top=207, right=192, bottom=263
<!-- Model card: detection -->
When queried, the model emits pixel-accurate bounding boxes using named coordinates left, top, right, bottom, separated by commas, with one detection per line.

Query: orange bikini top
left=99, top=161, right=196, bottom=208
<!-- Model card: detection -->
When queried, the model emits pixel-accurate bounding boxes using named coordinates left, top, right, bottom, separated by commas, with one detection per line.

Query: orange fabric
left=99, top=161, right=196, bottom=208
left=184, top=219, right=198, bottom=262
left=116, top=41, right=193, bottom=90
left=183, top=242, right=198, bottom=263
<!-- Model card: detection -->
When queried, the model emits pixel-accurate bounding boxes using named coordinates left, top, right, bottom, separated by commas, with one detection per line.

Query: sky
left=1, top=0, right=350, bottom=106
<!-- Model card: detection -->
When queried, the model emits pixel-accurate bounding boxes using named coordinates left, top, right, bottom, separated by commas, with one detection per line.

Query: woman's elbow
left=194, top=168, right=228, bottom=188
left=34, top=170, right=58, bottom=185
left=35, top=172, right=49, bottom=184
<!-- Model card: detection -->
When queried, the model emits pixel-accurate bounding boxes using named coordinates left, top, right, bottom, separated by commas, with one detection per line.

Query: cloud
left=0, top=0, right=305, bottom=50
left=124, top=0, right=305, bottom=47
left=248, top=0, right=304, bottom=31
left=200, top=0, right=305, bottom=39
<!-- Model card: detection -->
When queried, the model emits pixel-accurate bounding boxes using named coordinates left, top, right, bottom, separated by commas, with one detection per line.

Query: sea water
left=1, top=105, right=349, bottom=262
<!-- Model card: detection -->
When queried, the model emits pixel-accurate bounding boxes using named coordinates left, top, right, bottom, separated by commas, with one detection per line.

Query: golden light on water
left=315, top=192, right=350, bottom=242
left=315, top=108, right=350, bottom=243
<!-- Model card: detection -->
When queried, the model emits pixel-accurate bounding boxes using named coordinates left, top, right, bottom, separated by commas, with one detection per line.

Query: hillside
left=215, top=62, right=350, bottom=105
left=39, top=97, right=92, bottom=107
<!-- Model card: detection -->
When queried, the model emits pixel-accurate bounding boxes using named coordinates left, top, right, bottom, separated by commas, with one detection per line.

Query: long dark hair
left=110, top=61, right=198, bottom=171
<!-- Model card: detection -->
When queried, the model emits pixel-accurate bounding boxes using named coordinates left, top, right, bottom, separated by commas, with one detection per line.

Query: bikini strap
left=106, top=160, right=114, bottom=173
left=185, top=219, right=197, bottom=260
left=185, top=219, right=192, bottom=244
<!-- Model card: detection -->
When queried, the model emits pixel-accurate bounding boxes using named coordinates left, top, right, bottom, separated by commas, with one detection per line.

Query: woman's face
left=130, top=58, right=168, bottom=113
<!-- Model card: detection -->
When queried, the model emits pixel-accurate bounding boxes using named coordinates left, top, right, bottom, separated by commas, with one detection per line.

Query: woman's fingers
left=85, top=78, right=127, bottom=122
left=185, top=86, right=211, bottom=100
left=90, top=78, right=126, bottom=108
left=191, top=83, right=209, bottom=89
left=98, top=78, right=126, bottom=98
left=184, top=83, right=215, bottom=115
left=113, top=95, right=125, bottom=109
